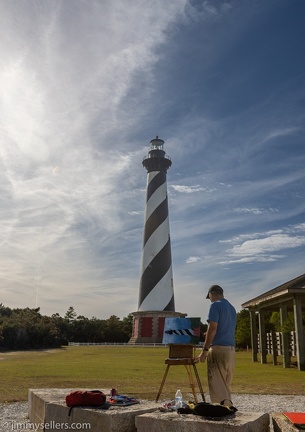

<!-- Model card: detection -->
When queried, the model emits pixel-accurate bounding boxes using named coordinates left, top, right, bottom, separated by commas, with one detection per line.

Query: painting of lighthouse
left=162, top=317, right=201, bottom=345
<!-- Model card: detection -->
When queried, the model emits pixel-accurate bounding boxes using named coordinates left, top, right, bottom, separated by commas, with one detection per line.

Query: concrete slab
left=272, top=413, right=300, bottom=432
left=135, top=410, right=271, bottom=432
left=28, top=388, right=160, bottom=432
left=28, top=389, right=272, bottom=432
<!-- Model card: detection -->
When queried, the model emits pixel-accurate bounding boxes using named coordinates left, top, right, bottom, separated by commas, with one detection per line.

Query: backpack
left=178, top=400, right=237, bottom=418
left=66, top=390, right=106, bottom=409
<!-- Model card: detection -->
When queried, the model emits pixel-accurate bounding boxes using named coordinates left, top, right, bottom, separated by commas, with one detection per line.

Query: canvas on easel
left=162, top=317, right=201, bottom=345
left=156, top=316, right=205, bottom=403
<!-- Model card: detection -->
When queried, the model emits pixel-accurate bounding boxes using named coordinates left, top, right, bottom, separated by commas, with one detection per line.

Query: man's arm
left=198, top=320, right=218, bottom=362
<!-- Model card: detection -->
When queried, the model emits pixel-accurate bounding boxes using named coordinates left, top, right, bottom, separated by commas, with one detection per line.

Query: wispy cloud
left=234, top=207, right=279, bottom=215
left=220, top=225, right=305, bottom=264
left=186, top=256, right=201, bottom=264
left=259, top=127, right=301, bottom=146
left=171, top=184, right=211, bottom=193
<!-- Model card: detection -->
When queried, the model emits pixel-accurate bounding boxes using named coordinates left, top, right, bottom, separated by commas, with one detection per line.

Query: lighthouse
left=129, top=137, right=186, bottom=344
left=139, top=136, right=174, bottom=311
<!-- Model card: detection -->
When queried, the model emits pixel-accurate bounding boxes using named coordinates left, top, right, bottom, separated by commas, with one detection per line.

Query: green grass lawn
left=0, top=346, right=304, bottom=403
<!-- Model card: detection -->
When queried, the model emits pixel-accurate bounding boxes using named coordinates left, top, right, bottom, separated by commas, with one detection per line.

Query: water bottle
left=175, top=389, right=183, bottom=409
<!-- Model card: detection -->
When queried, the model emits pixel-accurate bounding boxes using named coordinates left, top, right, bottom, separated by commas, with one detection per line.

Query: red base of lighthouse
left=129, top=310, right=187, bottom=344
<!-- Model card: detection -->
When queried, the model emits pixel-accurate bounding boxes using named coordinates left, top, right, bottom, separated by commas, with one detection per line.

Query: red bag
left=66, top=390, right=106, bottom=407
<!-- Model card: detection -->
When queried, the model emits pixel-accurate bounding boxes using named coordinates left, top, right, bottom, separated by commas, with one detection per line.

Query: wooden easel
left=156, top=344, right=205, bottom=403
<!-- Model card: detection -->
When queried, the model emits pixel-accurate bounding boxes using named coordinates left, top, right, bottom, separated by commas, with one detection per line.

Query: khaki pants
left=207, top=345, right=235, bottom=405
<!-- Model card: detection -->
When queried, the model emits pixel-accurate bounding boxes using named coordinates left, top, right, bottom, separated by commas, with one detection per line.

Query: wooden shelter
left=242, top=273, right=305, bottom=371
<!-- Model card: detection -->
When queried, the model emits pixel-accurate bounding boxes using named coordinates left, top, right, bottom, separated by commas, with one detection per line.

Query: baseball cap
left=206, top=284, right=223, bottom=299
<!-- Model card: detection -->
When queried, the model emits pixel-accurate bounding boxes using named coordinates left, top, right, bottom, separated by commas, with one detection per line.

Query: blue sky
left=0, top=0, right=304, bottom=321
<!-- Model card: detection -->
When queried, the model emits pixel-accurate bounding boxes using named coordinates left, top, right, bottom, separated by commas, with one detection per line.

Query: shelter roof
left=241, top=273, right=305, bottom=311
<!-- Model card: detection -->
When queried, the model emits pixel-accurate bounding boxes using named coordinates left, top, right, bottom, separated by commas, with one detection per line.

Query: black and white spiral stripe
left=138, top=170, right=175, bottom=311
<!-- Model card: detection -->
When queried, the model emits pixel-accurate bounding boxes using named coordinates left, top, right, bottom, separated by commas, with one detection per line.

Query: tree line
left=0, top=304, right=133, bottom=350
left=0, top=303, right=299, bottom=351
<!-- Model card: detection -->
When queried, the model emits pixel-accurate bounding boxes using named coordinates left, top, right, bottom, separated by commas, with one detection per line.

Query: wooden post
left=293, top=297, right=305, bottom=371
left=258, top=311, right=267, bottom=364
left=250, top=310, right=258, bottom=362
left=280, top=304, right=290, bottom=368
left=271, top=331, right=277, bottom=365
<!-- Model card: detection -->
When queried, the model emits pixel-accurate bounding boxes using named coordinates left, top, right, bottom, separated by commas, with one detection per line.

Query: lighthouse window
left=152, top=143, right=163, bottom=150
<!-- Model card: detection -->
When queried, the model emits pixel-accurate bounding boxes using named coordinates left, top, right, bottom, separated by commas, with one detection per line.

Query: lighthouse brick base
left=129, top=310, right=187, bottom=344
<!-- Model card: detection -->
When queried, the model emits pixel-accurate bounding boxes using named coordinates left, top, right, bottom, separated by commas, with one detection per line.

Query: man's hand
left=198, top=350, right=208, bottom=363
